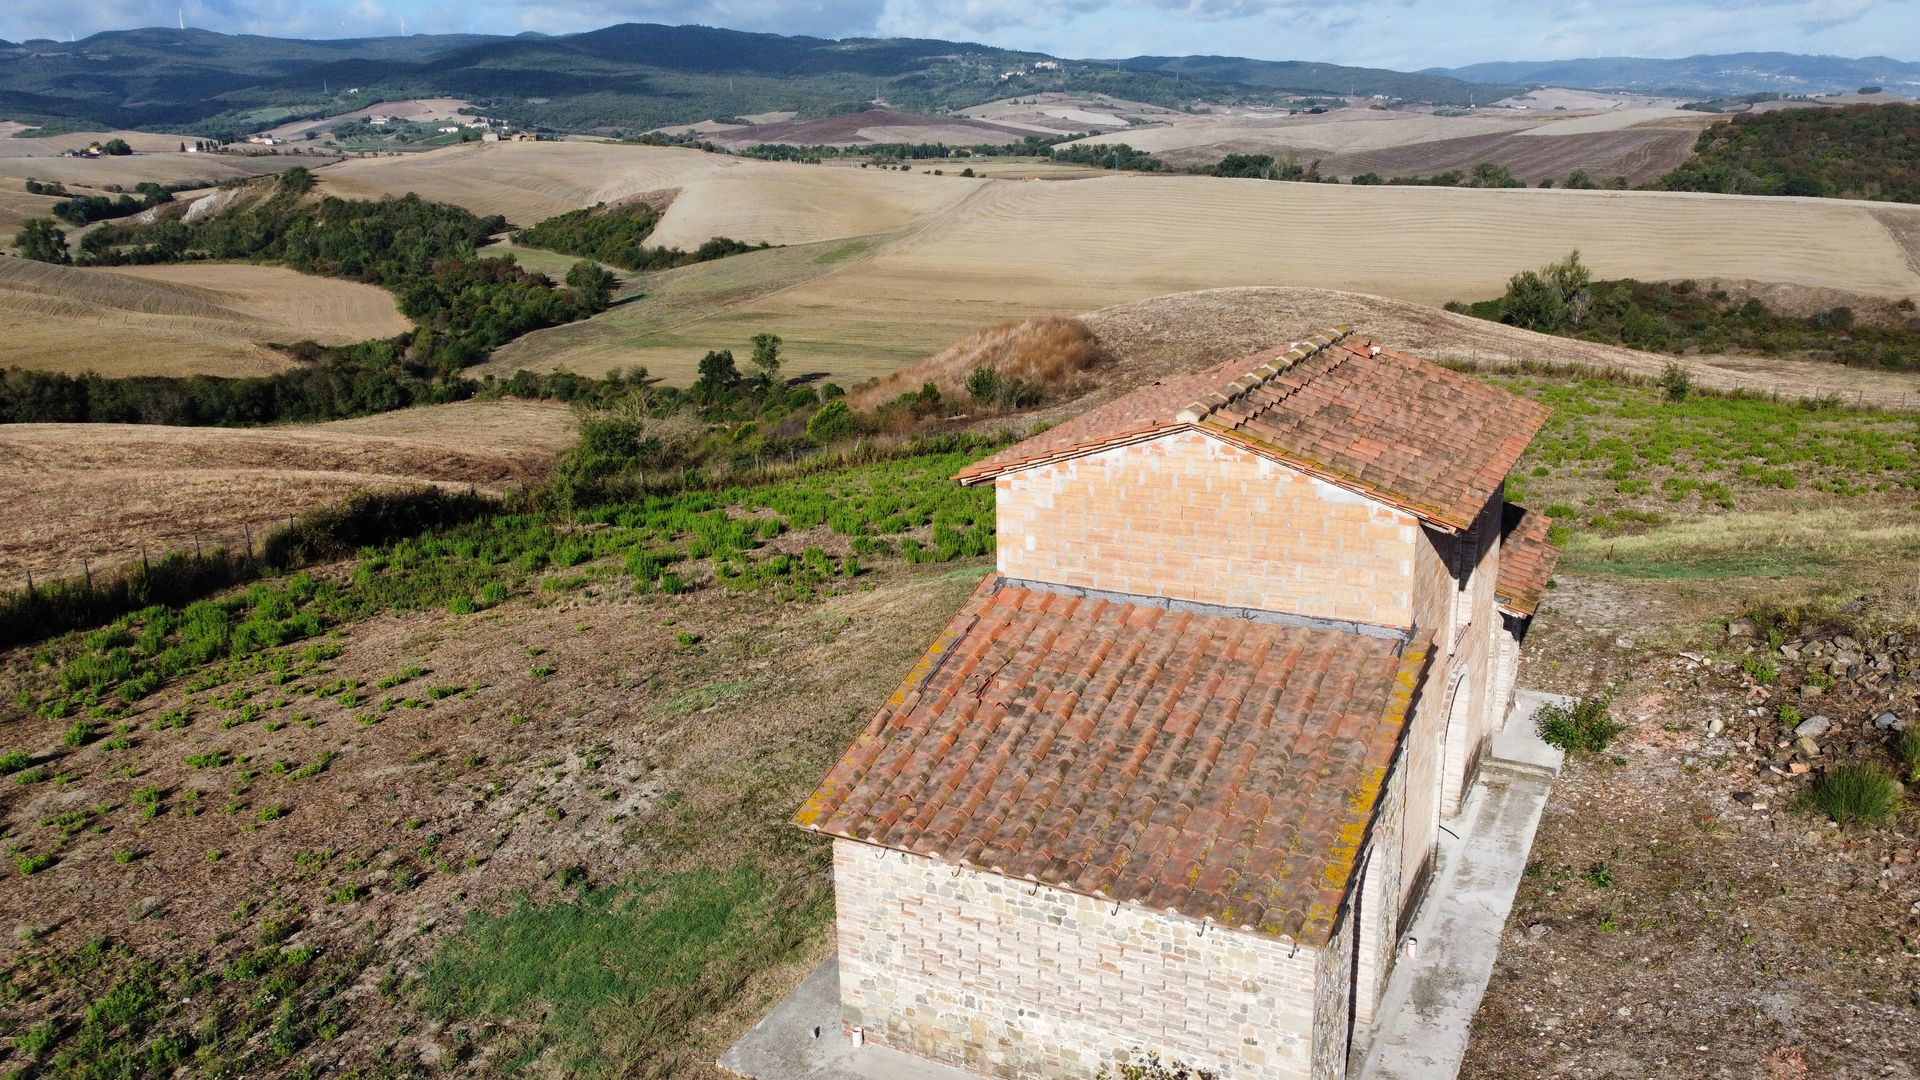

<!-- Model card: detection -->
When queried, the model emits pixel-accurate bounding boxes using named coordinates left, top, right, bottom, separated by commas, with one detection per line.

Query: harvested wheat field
left=1067, top=104, right=1712, bottom=181
left=313, top=141, right=980, bottom=245
left=0, top=186, right=61, bottom=246
left=499, top=175, right=1920, bottom=387
left=0, top=129, right=204, bottom=157
left=0, top=260, right=411, bottom=376
left=0, top=151, right=308, bottom=191
left=0, top=400, right=578, bottom=587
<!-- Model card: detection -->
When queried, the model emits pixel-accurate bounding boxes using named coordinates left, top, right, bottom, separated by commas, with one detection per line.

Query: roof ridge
left=1173, top=324, right=1353, bottom=426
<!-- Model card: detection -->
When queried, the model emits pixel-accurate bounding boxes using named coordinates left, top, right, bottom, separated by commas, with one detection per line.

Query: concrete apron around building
left=721, top=691, right=1567, bottom=1080
left=1353, top=687, right=1568, bottom=1080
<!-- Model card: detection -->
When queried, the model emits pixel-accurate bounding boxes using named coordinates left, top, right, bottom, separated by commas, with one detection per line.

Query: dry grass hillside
left=0, top=400, right=577, bottom=587
left=313, top=141, right=980, bottom=246
left=496, top=174, right=1920, bottom=387
left=0, top=259, right=412, bottom=376
left=847, top=316, right=1100, bottom=410
left=849, top=286, right=1920, bottom=433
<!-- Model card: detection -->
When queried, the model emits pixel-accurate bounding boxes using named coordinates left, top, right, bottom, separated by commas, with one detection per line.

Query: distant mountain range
left=0, top=25, right=1911, bottom=141
left=1428, top=52, right=1920, bottom=98
left=0, top=24, right=1508, bottom=138
left=1110, top=55, right=1510, bottom=105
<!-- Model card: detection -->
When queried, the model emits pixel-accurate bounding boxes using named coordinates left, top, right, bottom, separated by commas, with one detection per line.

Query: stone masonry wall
left=1308, top=905, right=1354, bottom=1080
left=995, top=431, right=1420, bottom=629
left=1441, top=494, right=1503, bottom=818
left=834, top=840, right=1325, bottom=1080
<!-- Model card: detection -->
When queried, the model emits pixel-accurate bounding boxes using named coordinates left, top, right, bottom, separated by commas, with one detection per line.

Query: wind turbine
left=178, top=9, right=185, bottom=30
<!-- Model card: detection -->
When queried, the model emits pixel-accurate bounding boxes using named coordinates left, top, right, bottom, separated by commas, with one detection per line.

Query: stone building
left=793, top=328, right=1559, bottom=1079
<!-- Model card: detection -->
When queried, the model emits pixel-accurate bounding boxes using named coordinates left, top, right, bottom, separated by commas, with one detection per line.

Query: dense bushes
left=1652, top=102, right=1920, bottom=202
left=1449, top=251, right=1920, bottom=368
left=512, top=200, right=766, bottom=271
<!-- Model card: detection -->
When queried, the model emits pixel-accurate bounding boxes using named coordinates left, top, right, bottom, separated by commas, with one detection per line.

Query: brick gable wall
left=834, top=840, right=1325, bottom=1080
left=994, top=431, right=1420, bottom=630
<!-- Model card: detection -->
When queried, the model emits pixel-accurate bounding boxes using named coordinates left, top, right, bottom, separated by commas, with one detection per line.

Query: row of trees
left=511, top=202, right=764, bottom=271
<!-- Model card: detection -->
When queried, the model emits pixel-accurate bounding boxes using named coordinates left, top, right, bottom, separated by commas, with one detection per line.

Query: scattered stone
left=1615, top=635, right=1637, bottom=649
left=1708, top=717, right=1725, bottom=736
left=1789, top=762, right=1811, bottom=775
left=1732, top=791, right=1756, bottom=806
left=1875, top=712, right=1900, bottom=730
left=1727, top=618, right=1757, bottom=638
left=1794, top=735, right=1822, bottom=758
left=1527, top=923, right=1549, bottom=940
left=1802, top=684, right=1824, bottom=698
left=1834, top=634, right=1859, bottom=652
left=1793, top=715, right=1832, bottom=740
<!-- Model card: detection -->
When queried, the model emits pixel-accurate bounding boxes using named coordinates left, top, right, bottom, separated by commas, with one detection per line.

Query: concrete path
left=720, top=957, right=980, bottom=1080
left=1354, top=689, right=1567, bottom=1080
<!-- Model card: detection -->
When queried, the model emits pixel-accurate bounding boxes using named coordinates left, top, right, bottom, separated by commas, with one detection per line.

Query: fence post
left=244, top=524, right=253, bottom=559
left=83, top=559, right=91, bottom=590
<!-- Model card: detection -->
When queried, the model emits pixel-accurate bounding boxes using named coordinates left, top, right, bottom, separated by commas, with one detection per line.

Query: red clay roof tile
left=794, top=575, right=1435, bottom=945
left=1498, top=503, right=1560, bottom=618
left=954, top=329, right=1551, bottom=532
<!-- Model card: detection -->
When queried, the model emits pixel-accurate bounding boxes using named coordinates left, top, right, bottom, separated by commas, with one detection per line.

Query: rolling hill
left=1112, top=55, right=1516, bottom=105
left=1429, top=52, right=1920, bottom=98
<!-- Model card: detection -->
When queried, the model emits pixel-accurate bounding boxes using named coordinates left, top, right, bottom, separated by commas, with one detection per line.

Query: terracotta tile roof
left=1498, top=503, right=1560, bottom=618
left=955, top=328, right=1552, bottom=532
left=794, top=575, right=1436, bottom=946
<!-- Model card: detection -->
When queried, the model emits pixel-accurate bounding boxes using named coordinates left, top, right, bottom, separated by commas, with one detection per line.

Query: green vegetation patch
left=1453, top=252, right=1920, bottom=369
left=418, top=863, right=827, bottom=1076
left=1652, top=102, right=1920, bottom=202
left=513, top=200, right=764, bottom=272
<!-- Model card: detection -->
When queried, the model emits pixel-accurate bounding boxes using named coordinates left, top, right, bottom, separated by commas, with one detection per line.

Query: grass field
left=0, top=260, right=412, bottom=377
left=312, top=141, right=980, bottom=246
left=0, top=401, right=577, bottom=587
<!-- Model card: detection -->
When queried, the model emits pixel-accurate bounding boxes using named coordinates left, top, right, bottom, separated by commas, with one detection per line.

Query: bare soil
left=0, top=558, right=986, bottom=1076
left=1460, top=577, right=1920, bottom=1079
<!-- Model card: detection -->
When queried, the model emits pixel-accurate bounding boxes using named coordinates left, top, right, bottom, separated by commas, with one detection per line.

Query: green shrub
left=1659, top=362, right=1693, bottom=401
left=1534, top=695, right=1623, bottom=754
left=1741, top=655, right=1778, bottom=684
left=15, top=852, right=54, bottom=875
left=1898, top=728, right=1920, bottom=783
left=61, top=720, right=96, bottom=748
left=0, top=749, right=30, bottom=775
left=1804, top=763, right=1900, bottom=826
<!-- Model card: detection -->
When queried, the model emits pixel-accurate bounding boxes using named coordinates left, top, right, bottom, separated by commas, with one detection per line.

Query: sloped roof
left=1498, top=503, right=1560, bottom=618
left=955, top=328, right=1552, bottom=532
left=794, top=575, right=1436, bottom=946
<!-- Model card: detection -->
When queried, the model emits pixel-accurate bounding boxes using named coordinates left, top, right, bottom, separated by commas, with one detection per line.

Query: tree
left=14, top=218, right=70, bottom=264
left=100, top=138, right=132, bottom=156
left=1563, top=169, right=1599, bottom=189
left=564, top=260, right=616, bottom=312
left=693, top=349, right=740, bottom=403
left=806, top=398, right=857, bottom=443
left=748, top=333, right=782, bottom=384
left=1501, top=251, right=1591, bottom=334
left=1469, top=161, right=1519, bottom=188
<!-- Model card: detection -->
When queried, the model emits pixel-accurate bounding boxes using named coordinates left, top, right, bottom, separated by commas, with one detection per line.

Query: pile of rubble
left=1681, top=614, right=1904, bottom=772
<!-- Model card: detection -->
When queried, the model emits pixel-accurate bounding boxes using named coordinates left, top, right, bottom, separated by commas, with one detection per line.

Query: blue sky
left=4, top=0, right=1917, bottom=69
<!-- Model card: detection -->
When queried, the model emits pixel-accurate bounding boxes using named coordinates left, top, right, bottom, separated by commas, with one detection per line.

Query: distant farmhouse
left=794, top=329, right=1558, bottom=1079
